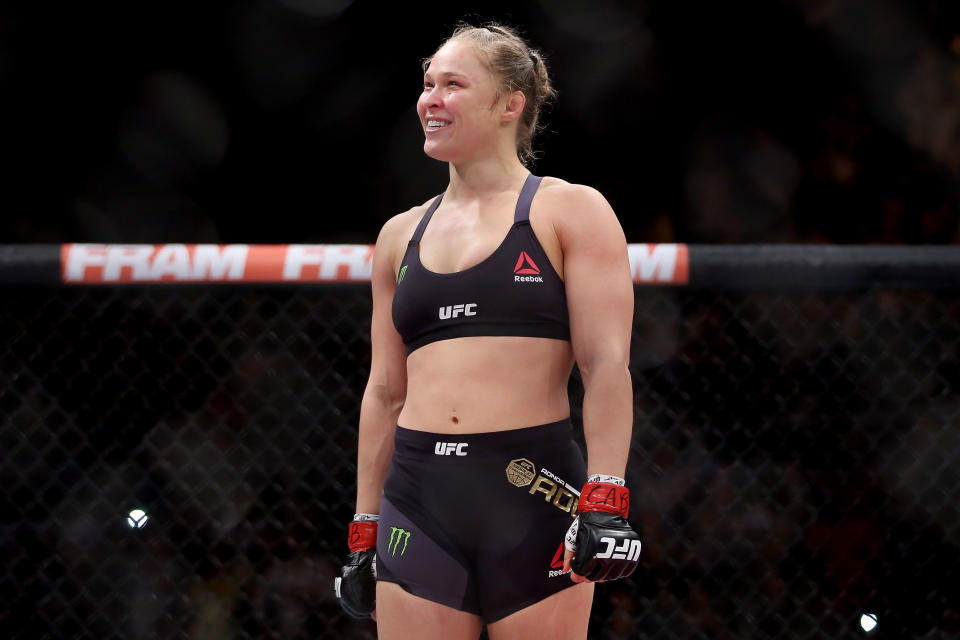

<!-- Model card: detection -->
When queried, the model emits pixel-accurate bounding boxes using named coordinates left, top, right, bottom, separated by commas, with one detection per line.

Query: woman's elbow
left=365, top=379, right=406, bottom=414
left=577, top=353, right=631, bottom=385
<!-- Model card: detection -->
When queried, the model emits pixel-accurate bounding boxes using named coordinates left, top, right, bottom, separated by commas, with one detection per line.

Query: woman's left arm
left=554, top=183, right=634, bottom=478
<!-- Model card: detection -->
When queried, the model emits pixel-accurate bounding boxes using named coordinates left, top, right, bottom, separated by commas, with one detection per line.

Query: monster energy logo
left=388, top=527, right=411, bottom=556
left=397, top=265, right=408, bottom=283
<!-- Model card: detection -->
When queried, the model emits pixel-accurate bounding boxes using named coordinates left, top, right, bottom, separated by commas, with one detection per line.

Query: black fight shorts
left=376, top=419, right=586, bottom=623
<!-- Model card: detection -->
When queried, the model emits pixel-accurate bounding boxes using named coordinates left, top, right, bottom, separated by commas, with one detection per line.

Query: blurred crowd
left=4, top=283, right=959, bottom=638
left=1, top=0, right=959, bottom=245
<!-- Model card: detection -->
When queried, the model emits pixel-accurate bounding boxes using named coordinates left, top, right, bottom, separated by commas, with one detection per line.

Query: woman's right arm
left=355, top=214, right=410, bottom=514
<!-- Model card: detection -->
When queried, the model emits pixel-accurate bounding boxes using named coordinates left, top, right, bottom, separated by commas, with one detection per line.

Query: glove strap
left=578, top=481, right=630, bottom=518
left=587, top=473, right=625, bottom=486
left=348, top=519, right=378, bottom=552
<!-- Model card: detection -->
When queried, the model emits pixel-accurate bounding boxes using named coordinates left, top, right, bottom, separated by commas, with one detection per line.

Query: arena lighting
left=860, top=613, right=878, bottom=633
left=127, top=509, right=149, bottom=529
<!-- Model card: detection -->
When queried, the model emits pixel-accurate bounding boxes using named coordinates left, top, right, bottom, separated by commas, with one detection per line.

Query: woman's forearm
left=355, top=384, right=404, bottom=513
left=579, top=359, right=633, bottom=478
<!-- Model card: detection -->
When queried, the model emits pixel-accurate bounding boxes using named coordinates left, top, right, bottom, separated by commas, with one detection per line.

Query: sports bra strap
left=409, top=193, right=445, bottom=244
left=514, top=174, right=543, bottom=223
left=410, top=174, right=541, bottom=244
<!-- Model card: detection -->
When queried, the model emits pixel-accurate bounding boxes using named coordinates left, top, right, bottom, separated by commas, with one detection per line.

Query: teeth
left=427, top=120, right=449, bottom=128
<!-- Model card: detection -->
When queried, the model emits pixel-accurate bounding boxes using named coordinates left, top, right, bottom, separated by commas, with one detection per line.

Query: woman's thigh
left=376, top=582, right=484, bottom=640
left=486, top=582, right=594, bottom=640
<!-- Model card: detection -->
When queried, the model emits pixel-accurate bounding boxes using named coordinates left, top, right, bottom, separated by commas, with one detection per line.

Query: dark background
left=4, top=3, right=960, bottom=637
left=4, top=0, right=960, bottom=245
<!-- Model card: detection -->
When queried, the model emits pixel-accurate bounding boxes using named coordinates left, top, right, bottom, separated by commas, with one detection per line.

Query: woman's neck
left=445, top=153, right=529, bottom=203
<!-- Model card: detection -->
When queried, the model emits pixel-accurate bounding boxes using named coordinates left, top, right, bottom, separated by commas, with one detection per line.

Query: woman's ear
left=501, top=90, right=526, bottom=124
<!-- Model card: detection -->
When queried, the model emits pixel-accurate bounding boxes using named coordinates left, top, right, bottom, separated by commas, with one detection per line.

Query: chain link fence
left=3, top=264, right=960, bottom=638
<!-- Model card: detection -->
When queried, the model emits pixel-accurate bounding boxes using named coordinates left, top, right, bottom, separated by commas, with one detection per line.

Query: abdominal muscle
left=398, top=335, right=575, bottom=433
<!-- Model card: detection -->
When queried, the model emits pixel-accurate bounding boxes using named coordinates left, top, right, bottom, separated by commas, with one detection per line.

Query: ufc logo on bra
left=435, top=442, right=469, bottom=456
left=439, top=303, right=477, bottom=319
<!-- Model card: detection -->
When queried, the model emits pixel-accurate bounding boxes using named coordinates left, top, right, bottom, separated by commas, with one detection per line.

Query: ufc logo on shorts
left=435, top=442, right=468, bottom=456
left=439, top=303, right=477, bottom=320
left=596, top=536, right=642, bottom=561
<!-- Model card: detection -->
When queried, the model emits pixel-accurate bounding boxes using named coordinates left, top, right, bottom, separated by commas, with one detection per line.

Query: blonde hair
left=425, top=22, right=557, bottom=166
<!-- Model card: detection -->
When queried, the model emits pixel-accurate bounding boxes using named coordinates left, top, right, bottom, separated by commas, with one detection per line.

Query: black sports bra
left=392, top=174, right=570, bottom=354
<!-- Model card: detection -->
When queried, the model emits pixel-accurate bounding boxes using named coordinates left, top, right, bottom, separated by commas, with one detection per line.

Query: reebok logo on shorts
left=514, top=251, right=544, bottom=283
left=548, top=542, right=570, bottom=578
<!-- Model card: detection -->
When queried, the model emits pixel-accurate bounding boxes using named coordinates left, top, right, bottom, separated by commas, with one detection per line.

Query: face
left=417, top=39, right=511, bottom=163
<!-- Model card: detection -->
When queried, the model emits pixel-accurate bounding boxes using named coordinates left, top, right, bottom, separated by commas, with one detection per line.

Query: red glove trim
left=578, top=482, right=630, bottom=518
left=348, top=521, right=378, bottom=552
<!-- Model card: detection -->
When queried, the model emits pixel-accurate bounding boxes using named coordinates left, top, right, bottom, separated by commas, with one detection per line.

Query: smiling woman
left=419, top=24, right=556, bottom=168
left=333, top=21, right=642, bottom=640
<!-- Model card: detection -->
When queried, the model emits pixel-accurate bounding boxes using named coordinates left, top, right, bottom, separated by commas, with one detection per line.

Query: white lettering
left=317, top=245, right=373, bottom=280
left=596, top=536, right=616, bottom=559
left=540, top=467, right=580, bottom=496
left=514, top=275, right=544, bottom=283
left=629, top=244, right=678, bottom=283
left=150, top=244, right=191, bottom=280
left=65, top=244, right=252, bottom=282
left=439, top=303, right=477, bottom=320
left=282, top=244, right=372, bottom=281
left=611, top=538, right=631, bottom=560
left=434, top=442, right=469, bottom=456
left=65, top=244, right=109, bottom=281
left=103, top=245, right=155, bottom=281
left=283, top=246, right=324, bottom=280
left=192, top=245, right=248, bottom=279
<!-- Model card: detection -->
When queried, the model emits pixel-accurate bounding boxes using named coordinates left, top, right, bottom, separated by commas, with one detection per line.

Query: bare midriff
left=398, top=335, right=574, bottom=433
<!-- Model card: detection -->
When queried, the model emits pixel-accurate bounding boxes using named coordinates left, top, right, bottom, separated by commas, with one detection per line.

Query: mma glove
left=565, top=474, right=642, bottom=581
left=334, top=514, right=378, bottom=619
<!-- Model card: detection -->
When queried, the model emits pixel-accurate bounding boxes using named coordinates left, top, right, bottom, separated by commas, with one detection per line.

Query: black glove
left=334, top=517, right=378, bottom=618
left=565, top=477, right=642, bottom=581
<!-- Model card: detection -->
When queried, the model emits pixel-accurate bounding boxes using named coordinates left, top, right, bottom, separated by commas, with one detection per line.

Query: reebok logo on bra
left=514, top=251, right=543, bottom=283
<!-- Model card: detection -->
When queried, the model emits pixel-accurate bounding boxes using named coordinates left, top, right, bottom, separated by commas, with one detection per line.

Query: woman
left=334, top=22, right=641, bottom=639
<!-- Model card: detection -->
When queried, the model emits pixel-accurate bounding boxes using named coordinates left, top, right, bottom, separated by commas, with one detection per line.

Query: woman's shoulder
left=376, top=198, right=435, bottom=246
left=535, top=176, right=626, bottom=256
left=372, top=197, right=438, bottom=270
left=535, top=176, right=615, bottom=221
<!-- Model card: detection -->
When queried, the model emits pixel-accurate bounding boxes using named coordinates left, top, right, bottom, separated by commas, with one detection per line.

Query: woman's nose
left=423, top=86, right=442, bottom=108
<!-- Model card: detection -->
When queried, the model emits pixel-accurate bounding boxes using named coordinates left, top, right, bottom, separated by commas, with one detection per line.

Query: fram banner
left=627, top=243, right=689, bottom=285
left=61, top=244, right=375, bottom=283
left=61, top=243, right=689, bottom=284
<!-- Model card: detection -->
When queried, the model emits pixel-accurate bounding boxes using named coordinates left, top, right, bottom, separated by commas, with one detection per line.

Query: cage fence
left=2, top=245, right=959, bottom=639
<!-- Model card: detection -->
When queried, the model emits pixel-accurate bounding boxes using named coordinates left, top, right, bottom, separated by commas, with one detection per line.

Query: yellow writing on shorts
left=506, top=458, right=579, bottom=518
